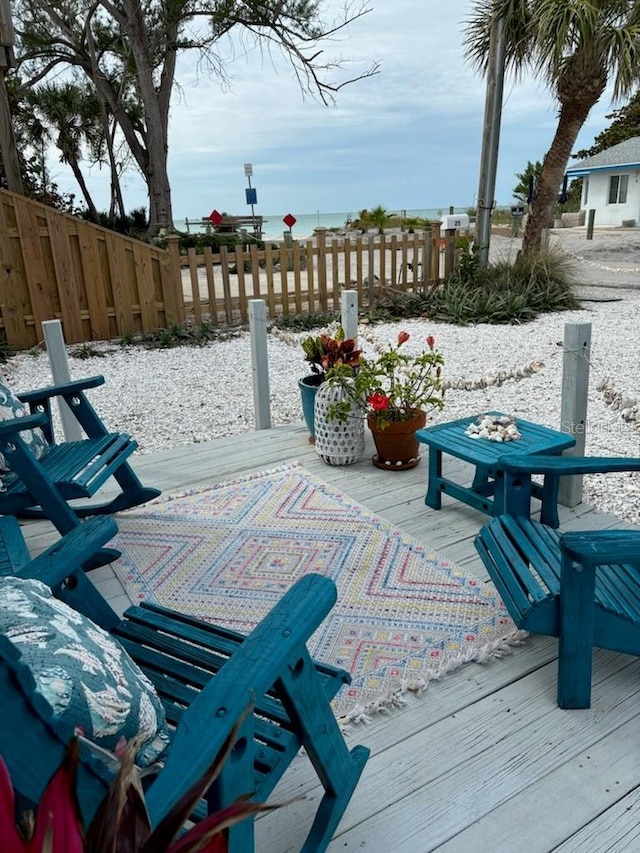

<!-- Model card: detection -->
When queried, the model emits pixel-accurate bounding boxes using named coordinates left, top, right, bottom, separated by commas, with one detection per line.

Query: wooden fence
left=177, top=224, right=455, bottom=326
left=0, top=188, right=461, bottom=350
left=0, top=189, right=182, bottom=349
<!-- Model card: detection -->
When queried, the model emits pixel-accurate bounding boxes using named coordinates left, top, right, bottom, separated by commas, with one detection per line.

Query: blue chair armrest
left=0, top=411, right=48, bottom=437
left=17, top=375, right=106, bottom=405
left=500, top=454, right=640, bottom=477
left=19, top=376, right=111, bottom=443
left=16, top=516, right=119, bottom=588
left=146, top=573, right=339, bottom=827
left=498, top=455, right=640, bottom=527
left=561, top=529, right=640, bottom=565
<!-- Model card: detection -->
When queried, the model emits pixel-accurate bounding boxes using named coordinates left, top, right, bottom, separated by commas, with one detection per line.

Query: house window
left=608, top=174, right=629, bottom=204
left=583, top=178, right=589, bottom=205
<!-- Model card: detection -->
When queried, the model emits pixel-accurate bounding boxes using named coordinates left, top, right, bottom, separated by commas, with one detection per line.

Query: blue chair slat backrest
left=0, top=375, right=160, bottom=568
left=475, top=453, right=640, bottom=709
left=0, top=515, right=369, bottom=851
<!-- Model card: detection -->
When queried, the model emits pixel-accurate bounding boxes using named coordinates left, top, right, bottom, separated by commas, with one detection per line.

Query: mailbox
left=440, top=213, right=470, bottom=230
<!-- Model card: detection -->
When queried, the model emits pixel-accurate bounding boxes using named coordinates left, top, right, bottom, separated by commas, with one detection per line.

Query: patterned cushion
left=0, top=577, right=171, bottom=767
left=0, top=380, right=49, bottom=473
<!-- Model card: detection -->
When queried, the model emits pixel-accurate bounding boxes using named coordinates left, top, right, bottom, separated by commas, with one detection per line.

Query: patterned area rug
left=112, top=463, right=522, bottom=722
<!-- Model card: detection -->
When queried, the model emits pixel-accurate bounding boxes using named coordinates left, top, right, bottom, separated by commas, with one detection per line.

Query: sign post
left=244, top=163, right=259, bottom=238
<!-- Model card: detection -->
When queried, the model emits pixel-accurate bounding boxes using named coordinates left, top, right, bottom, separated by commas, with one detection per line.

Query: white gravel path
left=2, top=229, right=639, bottom=525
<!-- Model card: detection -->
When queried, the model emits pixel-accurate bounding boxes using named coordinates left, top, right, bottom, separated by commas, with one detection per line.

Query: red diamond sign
left=283, top=213, right=297, bottom=229
left=209, top=209, right=223, bottom=225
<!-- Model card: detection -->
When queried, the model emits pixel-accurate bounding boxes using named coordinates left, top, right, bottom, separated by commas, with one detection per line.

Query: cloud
left=51, top=0, right=623, bottom=221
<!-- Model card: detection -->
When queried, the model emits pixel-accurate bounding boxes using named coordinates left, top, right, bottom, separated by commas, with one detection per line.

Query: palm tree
left=464, top=0, right=640, bottom=256
left=27, top=81, right=103, bottom=221
left=369, top=205, right=391, bottom=234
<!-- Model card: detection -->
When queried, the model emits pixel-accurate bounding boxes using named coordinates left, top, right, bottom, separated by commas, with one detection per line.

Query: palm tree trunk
left=68, top=152, right=99, bottom=221
left=522, top=102, right=593, bottom=257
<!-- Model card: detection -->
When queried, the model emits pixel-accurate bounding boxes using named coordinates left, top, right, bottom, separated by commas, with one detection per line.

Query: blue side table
left=416, top=413, right=576, bottom=527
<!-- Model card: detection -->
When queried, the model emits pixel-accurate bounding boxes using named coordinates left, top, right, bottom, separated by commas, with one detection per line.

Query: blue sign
left=245, top=188, right=257, bottom=205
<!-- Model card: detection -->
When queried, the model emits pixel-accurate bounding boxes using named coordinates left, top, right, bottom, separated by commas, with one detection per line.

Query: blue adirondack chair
left=0, top=515, right=369, bottom=851
left=0, top=374, right=160, bottom=566
left=475, top=453, right=640, bottom=709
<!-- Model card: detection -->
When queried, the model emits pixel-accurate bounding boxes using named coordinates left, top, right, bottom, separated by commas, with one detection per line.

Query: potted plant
left=298, top=326, right=361, bottom=441
left=325, top=331, right=445, bottom=470
left=0, top=706, right=279, bottom=852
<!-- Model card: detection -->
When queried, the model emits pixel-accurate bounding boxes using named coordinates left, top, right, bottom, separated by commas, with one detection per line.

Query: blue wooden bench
left=0, top=515, right=369, bottom=850
left=475, top=454, right=640, bottom=709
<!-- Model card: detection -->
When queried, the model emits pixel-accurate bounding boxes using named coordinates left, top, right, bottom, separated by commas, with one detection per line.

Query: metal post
left=249, top=299, right=271, bottom=430
left=42, top=320, right=83, bottom=442
left=475, top=17, right=506, bottom=267
left=558, top=322, right=591, bottom=507
left=587, top=209, right=595, bottom=240
left=244, top=162, right=258, bottom=239
left=341, top=289, right=358, bottom=343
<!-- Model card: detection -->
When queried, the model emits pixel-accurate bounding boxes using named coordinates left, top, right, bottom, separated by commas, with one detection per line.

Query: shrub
left=118, top=323, right=240, bottom=349
left=372, top=245, right=579, bottom=325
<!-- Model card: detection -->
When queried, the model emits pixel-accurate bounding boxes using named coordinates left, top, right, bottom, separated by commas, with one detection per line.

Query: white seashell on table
left=464, top=414, right=522, bottom=442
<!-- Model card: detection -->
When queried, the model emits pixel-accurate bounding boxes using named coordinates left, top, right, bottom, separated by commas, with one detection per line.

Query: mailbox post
left=510, top=205, right=525, bottom=237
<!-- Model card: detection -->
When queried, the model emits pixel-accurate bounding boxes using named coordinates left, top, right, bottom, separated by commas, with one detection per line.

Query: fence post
left=367, top=236, right=376, bottom=311
left=316, top=229, right=328, bottom=312
left=558, top=321, right=591, bottom=507
left=249, top=299, right=271, bottom=430
left=421, top=227, right=431, bottom=287
left=443, top=228, right=456, bottom=278
left=431, top=222, right=441, bottom=283
left=42, top=320, right=83, bottom=442
left=586, top=209, right=595, bottom=240
left=164, top=235, right=185, bottom=326
left=341, top=289, right=358, bottom=342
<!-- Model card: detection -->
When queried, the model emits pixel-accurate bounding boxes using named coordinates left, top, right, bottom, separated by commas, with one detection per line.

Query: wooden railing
left=0, top=188, right=462, bottom=350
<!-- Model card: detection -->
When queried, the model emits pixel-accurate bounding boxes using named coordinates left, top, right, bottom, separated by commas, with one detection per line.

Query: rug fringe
left=338, top=629, right=529, bottom=727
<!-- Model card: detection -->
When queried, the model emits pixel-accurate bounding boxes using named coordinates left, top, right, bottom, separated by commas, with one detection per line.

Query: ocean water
left=175, top=206, right=470, bottom=242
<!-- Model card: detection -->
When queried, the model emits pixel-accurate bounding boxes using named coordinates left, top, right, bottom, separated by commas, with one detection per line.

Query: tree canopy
left=12, top=0, right=377, bottom=234
left=574, top=92, right=640, bottom=160
left=465, top=0, right=640, bottom=256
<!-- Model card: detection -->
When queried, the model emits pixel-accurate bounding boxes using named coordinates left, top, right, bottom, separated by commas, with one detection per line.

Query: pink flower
left=397, top=331, right=410, bottom=346
left=426, top=335, right=435, bottom=349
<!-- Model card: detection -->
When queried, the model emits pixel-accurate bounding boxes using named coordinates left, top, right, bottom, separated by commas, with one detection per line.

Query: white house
left=566, top=136, right=640, bottom=227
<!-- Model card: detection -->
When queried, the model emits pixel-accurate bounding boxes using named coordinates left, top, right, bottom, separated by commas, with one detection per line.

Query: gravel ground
left=3, top=229, right=639, bottom=525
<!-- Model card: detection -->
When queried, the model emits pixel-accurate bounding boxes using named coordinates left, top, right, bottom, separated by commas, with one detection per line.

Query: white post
left=249, top=299, right=271, bottom=430
left=341, top=289, right=358, bottom=342
left=42, top=320, right=83, bottom=442
left=558, top=322, right=591, bottom=507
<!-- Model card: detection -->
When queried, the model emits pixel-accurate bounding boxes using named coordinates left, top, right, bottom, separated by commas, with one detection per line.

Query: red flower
left=368, top=391, right=390, bottom=412
left=397, top=331, right=410, bottom=346
left=426, top=335, right=435, bottom=349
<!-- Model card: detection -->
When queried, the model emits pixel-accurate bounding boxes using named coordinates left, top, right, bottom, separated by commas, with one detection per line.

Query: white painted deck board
left=18, top=422, right=640, bottom=852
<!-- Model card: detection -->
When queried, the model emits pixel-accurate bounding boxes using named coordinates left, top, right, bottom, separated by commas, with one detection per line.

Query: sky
left=50, top=0, right=620, bottom=222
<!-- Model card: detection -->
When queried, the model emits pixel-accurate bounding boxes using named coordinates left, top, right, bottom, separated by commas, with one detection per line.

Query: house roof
left=567, top=136, right=640, bottom=175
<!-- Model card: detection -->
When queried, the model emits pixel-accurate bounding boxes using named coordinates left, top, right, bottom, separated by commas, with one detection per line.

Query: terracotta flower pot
left=367, top=409, right=427, bottom=470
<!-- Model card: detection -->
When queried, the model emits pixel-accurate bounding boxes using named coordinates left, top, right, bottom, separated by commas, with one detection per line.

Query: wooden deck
left=21, top=423, right=640, bottom=852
